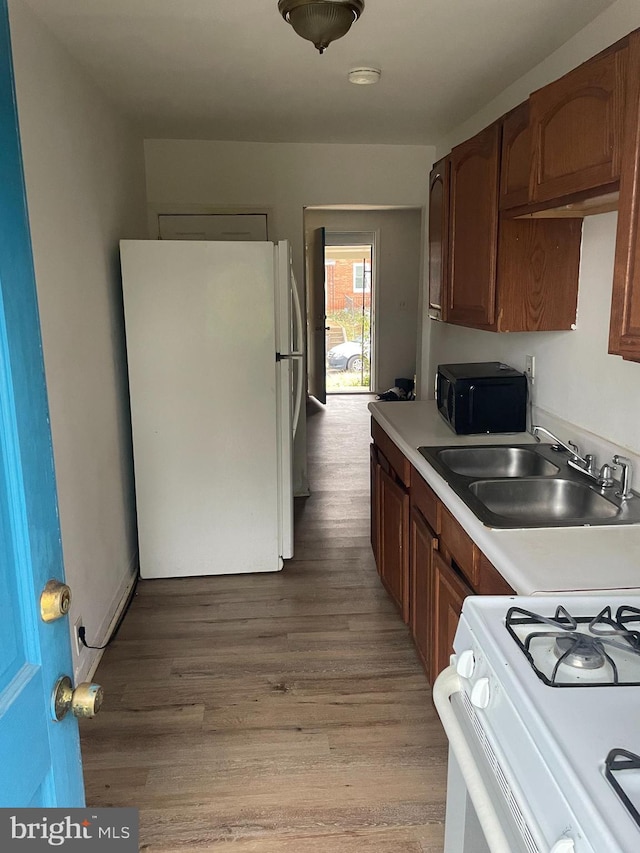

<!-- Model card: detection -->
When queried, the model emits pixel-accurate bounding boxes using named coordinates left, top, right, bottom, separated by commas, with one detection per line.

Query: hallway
left=80, top=394, right=447, bottom=851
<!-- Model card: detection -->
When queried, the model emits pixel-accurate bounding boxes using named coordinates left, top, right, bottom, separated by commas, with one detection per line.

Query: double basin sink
left=417, top=443, right=640, bottom=529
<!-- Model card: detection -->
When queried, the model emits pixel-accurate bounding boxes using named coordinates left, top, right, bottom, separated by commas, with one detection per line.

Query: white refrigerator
left=119, top=239, right=304, bottom=579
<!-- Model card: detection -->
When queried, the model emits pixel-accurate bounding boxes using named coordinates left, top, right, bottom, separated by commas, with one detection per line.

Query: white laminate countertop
left=369, top=400, right=640, bottom=596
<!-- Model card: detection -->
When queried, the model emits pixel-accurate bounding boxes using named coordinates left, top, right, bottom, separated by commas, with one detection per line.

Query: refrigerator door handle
left=290, top=271, right=304, bottom=439
left=291, top=269, right=304, bottom=356
left=291, top=354, right=304, bottom=440
left=274, top=352, right=303, bottom=439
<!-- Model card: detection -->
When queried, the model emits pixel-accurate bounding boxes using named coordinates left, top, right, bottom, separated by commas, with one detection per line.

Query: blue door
left=0, top=0, right=84, bottom=806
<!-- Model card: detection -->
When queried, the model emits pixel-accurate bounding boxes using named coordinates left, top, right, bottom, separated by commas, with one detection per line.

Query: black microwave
left=436, top=362, right=527, bottom=435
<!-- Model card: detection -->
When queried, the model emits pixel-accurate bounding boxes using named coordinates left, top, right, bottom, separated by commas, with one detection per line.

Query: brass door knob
left=40, top=579, right=72, bottom=622
left=52, top=676, right=104, bottom=721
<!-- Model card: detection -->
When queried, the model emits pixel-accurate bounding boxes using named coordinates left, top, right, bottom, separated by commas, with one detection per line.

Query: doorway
left=304, top=207, right=422, bottom=405
left=325, top=233, right=374, bottom=394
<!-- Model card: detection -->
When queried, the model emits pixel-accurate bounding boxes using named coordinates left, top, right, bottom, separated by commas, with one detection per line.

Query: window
left=353, top=261, right=371, bottom=293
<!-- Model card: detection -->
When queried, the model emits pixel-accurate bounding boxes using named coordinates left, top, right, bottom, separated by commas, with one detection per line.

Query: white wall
left=425, top=0, right=640, bottom=462
left=435, top=0, right=640, bottom=158
left=8, top=0, right=147, bottom=681
left=304, top=208, right=422, bottom=392
left=145, top=140, right=435, bottom=491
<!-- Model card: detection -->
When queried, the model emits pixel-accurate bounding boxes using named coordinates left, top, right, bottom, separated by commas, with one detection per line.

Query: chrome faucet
left=613, top=455, right=634, bottom=500
left=531, top=425, right=588, bottom=465
left=532, top=424, right=615, bottom=488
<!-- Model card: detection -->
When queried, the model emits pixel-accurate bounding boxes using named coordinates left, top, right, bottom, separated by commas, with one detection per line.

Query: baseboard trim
left=76, top=553, right=138, bottom=683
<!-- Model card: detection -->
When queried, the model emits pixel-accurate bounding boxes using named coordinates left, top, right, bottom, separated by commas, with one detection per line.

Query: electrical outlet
left=73, top=616, right=84, bottom=656
left=525, top=355, right=535, bottom=385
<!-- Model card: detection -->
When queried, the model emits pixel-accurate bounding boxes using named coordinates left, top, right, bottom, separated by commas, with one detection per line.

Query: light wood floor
left=80, top=394, right=448, bottom=851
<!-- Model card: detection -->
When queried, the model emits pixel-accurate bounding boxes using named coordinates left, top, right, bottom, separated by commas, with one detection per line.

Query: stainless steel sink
left=417, top=443, right=640, bottom=528
left=468, top=478, right=619, bottom=522
left=436, top=446, right=559, bottom=478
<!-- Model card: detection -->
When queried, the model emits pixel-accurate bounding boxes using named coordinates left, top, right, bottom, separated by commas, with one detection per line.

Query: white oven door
left=434, top=666, right=546, bottom=853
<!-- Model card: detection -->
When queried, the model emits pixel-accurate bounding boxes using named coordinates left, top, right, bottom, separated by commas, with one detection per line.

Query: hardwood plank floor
left=80, top=394, right=447, bottom=851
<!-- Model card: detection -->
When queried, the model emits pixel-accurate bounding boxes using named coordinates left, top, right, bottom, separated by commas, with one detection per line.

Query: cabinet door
left=529, top=43, right=628, bottom=204
left=379, top=466, right=410, bottom=623
left=447, top=123, right=500, bottom=328
left=410, top=507, right=437, bottom=679
left=476, top=553, right=516, bottom=596
left=431, top=549, right=472, bottom=682
left=370, top=443, right=380, bottom=569
left=428, top=157, right=449, bottom=320
left=496, top=217, right=582, bottom=332
left=610, top=31, right=640, bottom=362
left=500, top=101, right=532, bottom=210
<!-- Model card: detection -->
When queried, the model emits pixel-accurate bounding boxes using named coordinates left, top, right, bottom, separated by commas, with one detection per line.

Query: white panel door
left=120, top=240, right=281, bottom=578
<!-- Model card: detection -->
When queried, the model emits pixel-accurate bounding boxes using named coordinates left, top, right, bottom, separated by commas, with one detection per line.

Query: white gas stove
left=433, top=595, right=640, bottom=853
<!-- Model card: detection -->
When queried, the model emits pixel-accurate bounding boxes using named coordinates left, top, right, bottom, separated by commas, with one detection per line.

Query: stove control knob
left=470, top=677, right=490, bottom=709
left=550, top=838, right=575, bottom=853
left=456, top=650, right=476, bottom=679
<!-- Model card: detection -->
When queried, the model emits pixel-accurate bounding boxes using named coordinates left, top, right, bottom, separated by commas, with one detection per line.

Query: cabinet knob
left=470, top=677, right=491, bottom=709
left=456, top=650, right=476, bottom=679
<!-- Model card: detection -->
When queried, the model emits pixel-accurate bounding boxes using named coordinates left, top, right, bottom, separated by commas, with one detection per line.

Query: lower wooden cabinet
left=370, top=443, right=380, bottom=566
left=409, top=506, right=437, bottom=679
left=379, top=466, right=410, bottom=623
left=370, top=424, right=516, bottom=682
left=431, top=549, right=473, bottom=679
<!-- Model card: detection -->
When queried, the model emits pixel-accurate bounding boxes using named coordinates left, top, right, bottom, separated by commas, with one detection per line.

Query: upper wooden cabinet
left=447, top=123, right=500, bottom=328
left=529, top=41, right=628, bottom=206
left=428, top=157, right=449, bottom=320
left=500, top=101, right=532, bottom=210
left=441, top=120, right=582, bottom=333
left=496, top=218, right=582, bottom=332
left=610, top=30, right=640, bottom=362
left=430, top=26, right=640, bottom=348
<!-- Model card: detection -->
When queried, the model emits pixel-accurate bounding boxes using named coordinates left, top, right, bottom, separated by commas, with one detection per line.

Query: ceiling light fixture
left=278, top=0, right=365, bottom=55
left=348, top=67, right=381, bottom=85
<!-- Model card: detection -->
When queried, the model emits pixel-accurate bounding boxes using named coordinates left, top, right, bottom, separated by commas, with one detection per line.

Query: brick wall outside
left=326, top=259, right=371, bottom=313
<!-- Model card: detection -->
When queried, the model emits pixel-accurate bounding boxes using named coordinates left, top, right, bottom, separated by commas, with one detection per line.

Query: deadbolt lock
left=40, top=579, right=72, bottom=623
left=52, top=676, right=104, bottom=721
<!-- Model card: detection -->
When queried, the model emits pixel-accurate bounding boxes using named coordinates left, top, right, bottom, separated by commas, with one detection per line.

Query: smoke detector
left=348, top=67, right=381, bottom=85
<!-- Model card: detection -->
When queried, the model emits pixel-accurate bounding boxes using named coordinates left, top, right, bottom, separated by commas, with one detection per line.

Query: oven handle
left=433, top=665, right=513, bottom=853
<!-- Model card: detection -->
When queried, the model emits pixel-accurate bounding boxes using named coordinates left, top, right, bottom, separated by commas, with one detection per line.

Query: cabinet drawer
left=371, top=418, right=410, bottom=487
left=440, top=506, right=478, bottom=587
left=410, top=465, right=440, bottom=533
left=476, top=552, right=516, bottom=596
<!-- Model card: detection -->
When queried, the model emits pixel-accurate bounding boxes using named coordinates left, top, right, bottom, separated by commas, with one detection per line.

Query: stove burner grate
left=505, top=605, right=640, bottom=687
left=605, top=749, right=640, bottom=828
left=553, top=634, right=607, bottom=670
